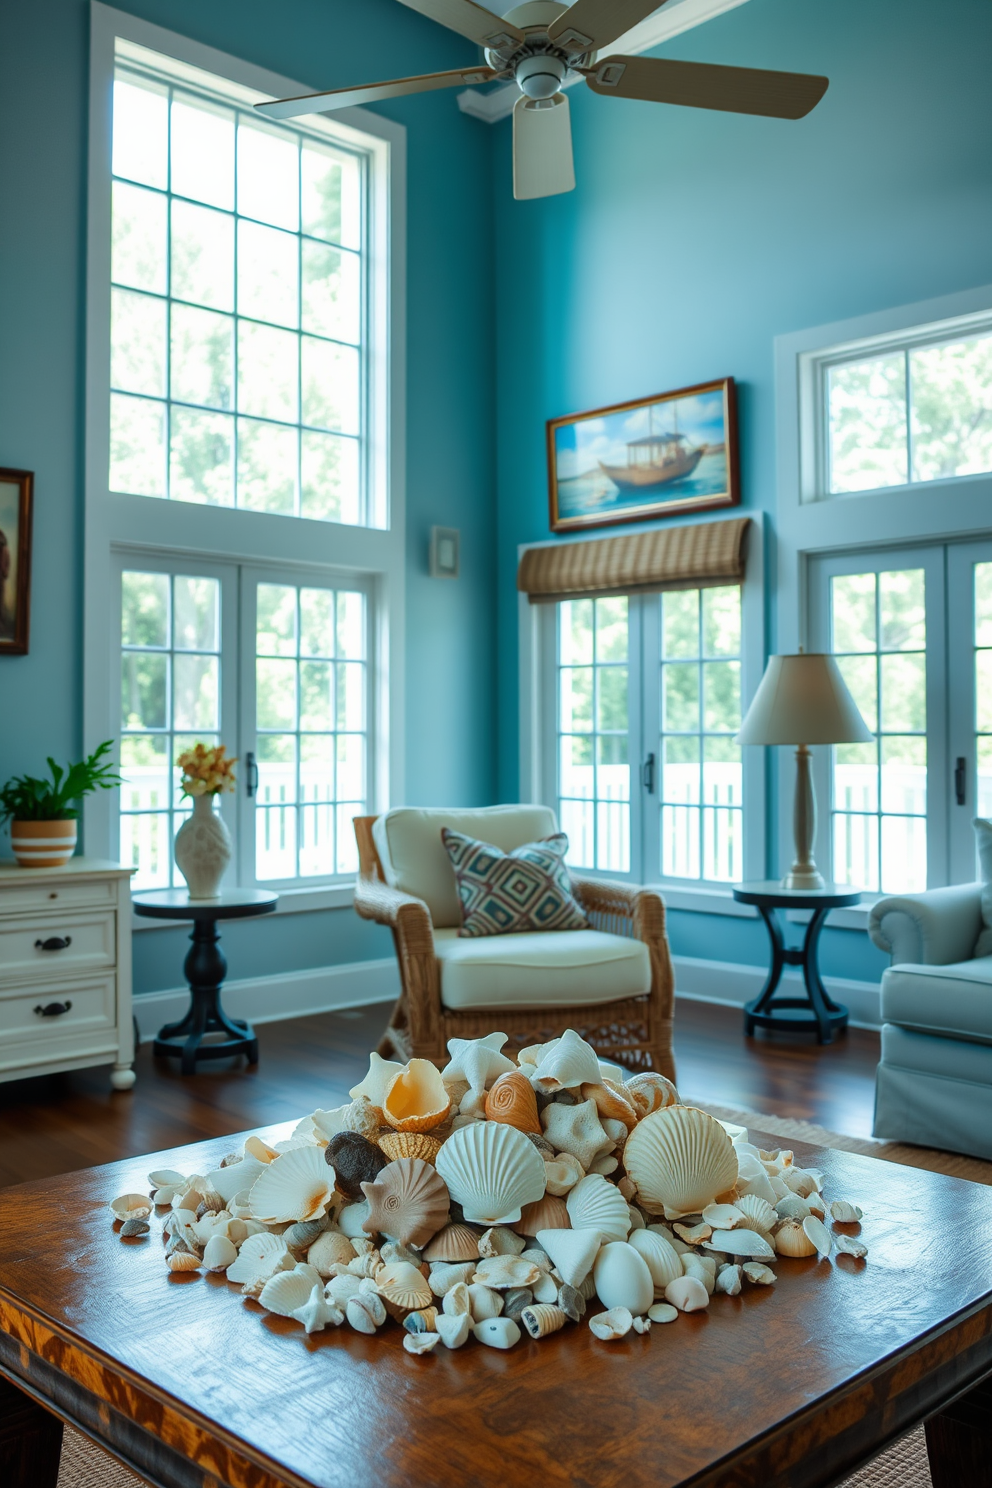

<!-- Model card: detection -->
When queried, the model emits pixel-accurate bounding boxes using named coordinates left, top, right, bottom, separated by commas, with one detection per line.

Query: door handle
left=34, top=1000, right=73, bottom=1017
left=246, top=752, right=259, bottom=798
left=642, top=753, right=656, bottom=795
left=954, top=756, right=966, bottom=807
left=34, top=936, right=72, bottom=951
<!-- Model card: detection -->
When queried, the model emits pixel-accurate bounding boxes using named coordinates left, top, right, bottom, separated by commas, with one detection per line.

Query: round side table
left=133, top=889, right=277, bottom=1074
left=732, top=881, right=862, bottom=1045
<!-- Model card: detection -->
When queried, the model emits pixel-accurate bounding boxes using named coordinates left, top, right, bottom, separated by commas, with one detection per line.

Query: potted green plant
left=0, top=741, right=122, bottom=867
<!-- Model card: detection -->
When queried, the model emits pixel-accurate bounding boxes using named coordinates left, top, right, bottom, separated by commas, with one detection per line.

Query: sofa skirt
left=873, top=1024, right=992, bottom=1160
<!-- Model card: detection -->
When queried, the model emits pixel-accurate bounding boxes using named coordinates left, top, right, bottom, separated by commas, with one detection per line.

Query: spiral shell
left=361, top=1158, right=450, bottom=1249
left=382, top=1059, right=451, bottom=1133
left=377, top=1132, right=443, bottom=1166
left=624, top=1072, right=681, bottom=1116
left=623, top=1106, right=739, bottom=1218
left=520, top=1303, right=566, bottom=1339
left=436, top=1121, right=546, bottom=1226
left=484, top=1071, right=541, bottom=1134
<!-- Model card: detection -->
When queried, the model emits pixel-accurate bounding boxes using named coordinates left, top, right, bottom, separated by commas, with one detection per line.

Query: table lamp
left=736, top=651, right=873, bottom=890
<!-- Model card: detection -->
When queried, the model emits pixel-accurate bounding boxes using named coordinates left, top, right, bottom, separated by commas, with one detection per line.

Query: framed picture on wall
left=0, top=468, right=33, bottom=656
left=547, top=377, right=739, bottom=533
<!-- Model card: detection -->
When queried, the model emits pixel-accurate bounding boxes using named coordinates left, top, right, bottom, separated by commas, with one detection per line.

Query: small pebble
left=120, top=1218, right=150, bottom=1238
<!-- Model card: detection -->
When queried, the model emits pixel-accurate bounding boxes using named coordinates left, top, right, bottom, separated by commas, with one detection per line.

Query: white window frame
left=775, top=282, right=992, bottom=913
left=83, top=4, right=406, bottom=913
left=518, top=512, right=766, bottom=915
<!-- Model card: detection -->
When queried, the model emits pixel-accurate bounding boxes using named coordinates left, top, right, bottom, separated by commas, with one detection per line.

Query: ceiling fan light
left=516, top=53, right=566, bottom=99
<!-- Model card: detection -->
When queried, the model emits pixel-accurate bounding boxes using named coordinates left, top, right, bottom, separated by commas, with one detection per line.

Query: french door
left=810, top=537, right=990, bottom=892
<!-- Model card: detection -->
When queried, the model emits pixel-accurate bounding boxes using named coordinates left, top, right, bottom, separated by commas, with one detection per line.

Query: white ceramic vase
left=174, top=794, right=231, bottom=900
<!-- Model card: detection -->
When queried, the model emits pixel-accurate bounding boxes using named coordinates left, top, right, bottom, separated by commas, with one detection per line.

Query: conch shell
left=382, top=1059, right=451, bottom=1133
left=485, top=1070, right=541, bottom=1134
left=361, top=1158, right=449, bottom=1249
left=531, top=1029, right=602, bottom=1092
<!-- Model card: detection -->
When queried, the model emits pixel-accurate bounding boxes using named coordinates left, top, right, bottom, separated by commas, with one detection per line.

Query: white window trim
left=83, top=4, right=407, bottom=910
left=774, top=282, right=992, bottom=890
left=518, top=511, right=766, bottom=912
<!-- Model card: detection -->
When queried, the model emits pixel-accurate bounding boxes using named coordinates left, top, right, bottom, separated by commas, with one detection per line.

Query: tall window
left=658, top=586, right=742, bottom=882
left=120, top=570, right=222, bottom=887
left=829, top=569, right=927, bottom=893
left=110, top=61, right=366, bottom=523
left=557, top=598, right=630, bottom=872
left=254, top=582, right=366, bottom=880
left=823, top=327, right=992, bottom=496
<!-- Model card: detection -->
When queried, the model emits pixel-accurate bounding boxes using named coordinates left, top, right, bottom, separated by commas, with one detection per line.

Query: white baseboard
left=672, top=954, right=882, bottom=1030
left=133, top=958, right=400, bottom=1040
left=134, top=953, right=881, bottom=1041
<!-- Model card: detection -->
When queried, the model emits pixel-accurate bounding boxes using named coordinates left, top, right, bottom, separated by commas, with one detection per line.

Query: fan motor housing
left=515, top=52, right=567, bottom=99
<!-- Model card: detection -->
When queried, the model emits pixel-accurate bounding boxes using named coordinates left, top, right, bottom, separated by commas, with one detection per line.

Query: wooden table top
left=2, top=1124, right=991, bottom=1488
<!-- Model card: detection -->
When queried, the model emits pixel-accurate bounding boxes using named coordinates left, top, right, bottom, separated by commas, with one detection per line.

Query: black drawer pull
left=34, top=936, right=72, bottom=951
left=34, top=1001, right=73, bottom=1018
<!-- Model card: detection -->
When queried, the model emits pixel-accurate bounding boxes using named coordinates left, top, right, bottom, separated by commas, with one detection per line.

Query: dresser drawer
left=0, top=910, right=116, bottom=981
left=0, top=878, right=118, bottom=917
left=0, top=972, right=117, bottom=1050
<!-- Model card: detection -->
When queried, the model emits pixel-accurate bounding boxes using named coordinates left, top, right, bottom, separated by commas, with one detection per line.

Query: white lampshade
left=736, top=653, right=873, bottom=747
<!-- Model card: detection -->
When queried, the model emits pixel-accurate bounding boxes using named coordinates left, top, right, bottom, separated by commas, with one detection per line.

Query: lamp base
left=781, top=866, right=826, bottom=891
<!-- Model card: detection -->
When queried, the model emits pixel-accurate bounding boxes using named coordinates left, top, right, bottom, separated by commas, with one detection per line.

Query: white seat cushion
left=434, top=928, right=651, bottom=1011
left=373, top=805, right=559, bottom=928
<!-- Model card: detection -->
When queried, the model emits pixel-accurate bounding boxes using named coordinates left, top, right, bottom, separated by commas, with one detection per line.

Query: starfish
left=440, top=1033, right=516, bottom=1094
left=541, top=1098, right=615, bottom=1172
left=291, top=1283, right=344, bottom=1334
left=349, top=1051, right=404, bottom=1105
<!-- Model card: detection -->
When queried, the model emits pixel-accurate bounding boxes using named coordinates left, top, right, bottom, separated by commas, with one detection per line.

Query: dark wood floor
left=0, top=999, right=881, bottom=1189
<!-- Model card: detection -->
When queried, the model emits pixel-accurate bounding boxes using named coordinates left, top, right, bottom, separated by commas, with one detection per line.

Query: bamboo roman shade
left=517, top=516, right=750, bottom=603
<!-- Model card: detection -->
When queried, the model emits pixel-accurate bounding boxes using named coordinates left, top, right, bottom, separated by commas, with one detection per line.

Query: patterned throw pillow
left=441, top=829, right=589, bottom=938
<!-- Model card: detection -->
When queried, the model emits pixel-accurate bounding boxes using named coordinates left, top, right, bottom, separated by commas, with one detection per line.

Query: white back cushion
left=372, top=805, right=559, bottom=927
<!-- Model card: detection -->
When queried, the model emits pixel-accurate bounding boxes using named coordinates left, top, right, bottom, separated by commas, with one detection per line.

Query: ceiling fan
left=255, top=0, right=829, bottom=201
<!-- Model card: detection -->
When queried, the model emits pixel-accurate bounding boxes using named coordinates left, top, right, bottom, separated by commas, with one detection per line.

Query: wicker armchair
left=353, top=814, right=676, bottom=1080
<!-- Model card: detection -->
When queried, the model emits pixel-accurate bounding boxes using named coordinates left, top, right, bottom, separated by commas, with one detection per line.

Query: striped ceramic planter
left=10, top=819, right=78, bottom=868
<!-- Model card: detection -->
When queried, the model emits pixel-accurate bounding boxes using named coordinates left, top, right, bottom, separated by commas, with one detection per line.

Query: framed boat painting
left=0, top=467, right=32, bottom=656
left=547, top=377, right=739, bottom=533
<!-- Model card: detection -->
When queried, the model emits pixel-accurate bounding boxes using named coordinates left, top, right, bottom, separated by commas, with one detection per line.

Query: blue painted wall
left=0, top=0, right=496, bottom=992
left=491, top=0, right=992, bottom=982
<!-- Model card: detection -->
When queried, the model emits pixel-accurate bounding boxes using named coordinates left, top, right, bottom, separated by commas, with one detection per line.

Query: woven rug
left=59, top=1104, right=989, bottom=1488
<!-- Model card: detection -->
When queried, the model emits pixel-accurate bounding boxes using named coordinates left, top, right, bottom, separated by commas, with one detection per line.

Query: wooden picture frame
left=547, top=377, right=739, bottom=533
left=0, top=467, right=33, bottom=656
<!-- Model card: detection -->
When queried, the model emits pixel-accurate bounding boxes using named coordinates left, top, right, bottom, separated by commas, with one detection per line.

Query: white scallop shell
left=249, top=1146, right=334, bottom=1224
left=623, top=1106, right=739, bottom=1218
left=627, top=1229, right=683, bottom=1292
left=435, top=1121, right=545, bottom=1225
left=225, top=1232, right=293, bottom=1286
left=258, top=1270, right=314, bottom=1317
left=565, top=1174, right=631, bottom=1242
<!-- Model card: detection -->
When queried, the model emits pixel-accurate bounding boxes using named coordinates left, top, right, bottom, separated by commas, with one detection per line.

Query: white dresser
left=0, top=857, right=135, bottom=1089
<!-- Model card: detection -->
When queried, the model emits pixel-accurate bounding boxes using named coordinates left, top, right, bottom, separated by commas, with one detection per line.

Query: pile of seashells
left=110, top=1029, right=867, bottom=1352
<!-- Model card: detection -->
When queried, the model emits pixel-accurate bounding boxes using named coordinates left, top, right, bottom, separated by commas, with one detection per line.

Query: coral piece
left=440, top=1033, right=516, bottom=1095
left=541, top=1099, right=613, bottom=1171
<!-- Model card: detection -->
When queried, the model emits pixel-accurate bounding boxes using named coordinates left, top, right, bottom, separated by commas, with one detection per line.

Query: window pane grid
left=557, top=598, right=629, bottom=873
left=255, top=583, right=367, bottom=881
left=111, top=68, right=366, bottom=524
left=119, top=570, right=221, bottom=889
left=658, top=586, right=742, bottom=883
left=826, top=330, right=992, bottom=495
left=830, top=569, right=927, bottom=892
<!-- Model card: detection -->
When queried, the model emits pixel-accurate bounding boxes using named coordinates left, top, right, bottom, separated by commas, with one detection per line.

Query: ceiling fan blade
left=549, top=0, right=670, bottom=53
left=585, top=54, right=829, bottom=119
left=393, top=0, right=524, bottom=50
left=513, top=93, right=575, bottom=201
left=255, top=66, right=496, bottom=120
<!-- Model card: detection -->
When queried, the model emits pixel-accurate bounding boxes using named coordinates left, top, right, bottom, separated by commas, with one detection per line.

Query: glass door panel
left=948, top=540, right=992, bottom=883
